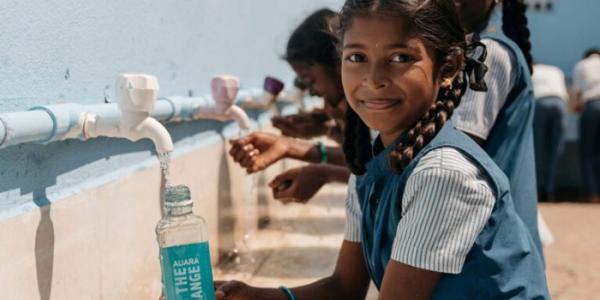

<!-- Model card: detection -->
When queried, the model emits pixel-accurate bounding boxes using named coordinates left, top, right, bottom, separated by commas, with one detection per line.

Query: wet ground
left=214, top=184, right=600, bottom=299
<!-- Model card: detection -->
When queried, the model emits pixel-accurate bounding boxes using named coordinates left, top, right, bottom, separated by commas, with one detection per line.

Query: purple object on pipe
left=264, top=76, right=285, bottom=96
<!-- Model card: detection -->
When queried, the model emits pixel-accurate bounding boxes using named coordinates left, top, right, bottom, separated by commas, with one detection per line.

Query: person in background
left=573, top=48, right=600, bottom=203
left=230, top=8, right=351, bottom=203
left=532, top=63, right=569, bottom=201
left=452, top=0, right=543, bottom=254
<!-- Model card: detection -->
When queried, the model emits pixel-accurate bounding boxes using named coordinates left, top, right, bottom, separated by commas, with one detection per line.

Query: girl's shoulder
left=480, top=38, right=516, bottom=71
left=409, top=147, right=496, bottom=197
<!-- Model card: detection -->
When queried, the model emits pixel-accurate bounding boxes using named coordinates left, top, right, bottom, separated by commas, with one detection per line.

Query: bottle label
left=160, top=242, right=215, bottom=300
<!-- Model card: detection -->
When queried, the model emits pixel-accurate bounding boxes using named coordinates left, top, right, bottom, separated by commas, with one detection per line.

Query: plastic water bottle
left=156, top=185, right=215, bottom=300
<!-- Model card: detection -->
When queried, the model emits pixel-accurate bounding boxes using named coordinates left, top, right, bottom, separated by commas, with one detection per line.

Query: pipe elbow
left=227, top=105, right=251, bottom=130
left=132, top=118, right=174, bottom=154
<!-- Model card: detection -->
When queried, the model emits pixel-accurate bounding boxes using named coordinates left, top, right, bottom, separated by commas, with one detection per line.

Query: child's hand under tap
left=271, top=112, right=334, bottom=139
left=269, top=164, right=329, bottom=204
left=229, top=132, right=290, bottom=174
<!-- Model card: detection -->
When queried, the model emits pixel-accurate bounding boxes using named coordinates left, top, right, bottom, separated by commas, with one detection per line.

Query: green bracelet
left=279, top=286, right=297, bottom=300
left=316, top=141, right=328, bottom=164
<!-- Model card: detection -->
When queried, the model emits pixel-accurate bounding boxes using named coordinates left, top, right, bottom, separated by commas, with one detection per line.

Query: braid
left=343, top=106, right=373, bottom=175
left=502, top=0, right=534, bottom=74
left=389, top=48, right=468, bottom=173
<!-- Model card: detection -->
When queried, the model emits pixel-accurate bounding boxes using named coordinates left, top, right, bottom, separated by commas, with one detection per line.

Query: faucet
left=83, top=73, right=174, bottom=153
left=193, top=75, right=251, bottom=131
left=239, top=76, right=285, bottom=110
left=276, top=77, right=309, bottom=111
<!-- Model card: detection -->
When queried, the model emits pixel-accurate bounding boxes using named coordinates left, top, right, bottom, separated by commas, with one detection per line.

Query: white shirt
left=532, top=64, right=569, bottom=101
left=573, top=55, right=600, bottom=102
left=344, top=148, right=495, bottom=274
left=452, top=38, right=517, bottom=140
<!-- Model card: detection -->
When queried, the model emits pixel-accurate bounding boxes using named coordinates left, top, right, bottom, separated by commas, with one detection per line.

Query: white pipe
left=0, top=76, right=263, bottom=150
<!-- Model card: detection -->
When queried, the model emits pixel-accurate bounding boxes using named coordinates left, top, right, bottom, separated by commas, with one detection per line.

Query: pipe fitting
left=28, top=103, right=86, bottom=143
left=82, top=74, right=174, bottom=154
left=198, top=75, right=251, bottom=130
left=239, top=76, right=285, bottom=109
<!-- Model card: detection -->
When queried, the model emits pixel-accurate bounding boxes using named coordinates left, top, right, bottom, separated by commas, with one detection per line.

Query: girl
left=274, top=7, right=346, bottom=144
left=452, top=0, right=544, bottom=252
left=231, top=8, right=352, bottom=203
left=217, top=0, right=549, bottom=299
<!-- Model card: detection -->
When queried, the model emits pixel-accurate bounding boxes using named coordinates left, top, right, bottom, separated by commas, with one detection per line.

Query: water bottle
left=156, top=185, right=215, bottom=300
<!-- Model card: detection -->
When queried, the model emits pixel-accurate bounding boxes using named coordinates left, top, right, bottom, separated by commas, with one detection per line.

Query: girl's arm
left=291, top=241, right=371, bottom=300
left=229, top=132, right=346, bottom=173
left=379, top=261, right=441, bottom=300
left=215, top=241, right=371, bottom=300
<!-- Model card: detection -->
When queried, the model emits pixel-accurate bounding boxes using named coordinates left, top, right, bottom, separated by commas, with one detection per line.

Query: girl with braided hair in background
left=451, top=0, right=547, bottom=253
left=230, top=8, right=352, bottom=204
left=216, top=0, right=548, bottom=299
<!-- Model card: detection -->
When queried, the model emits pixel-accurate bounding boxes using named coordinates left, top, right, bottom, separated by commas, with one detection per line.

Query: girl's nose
left=364, top=64, right=391, bottom=90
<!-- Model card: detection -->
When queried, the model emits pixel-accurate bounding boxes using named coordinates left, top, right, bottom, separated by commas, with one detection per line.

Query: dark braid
left=390, top=47, right=468, bottom=172
left=344, top=106, right=373, bottom=175
left=502, top=0, right=534, bottom=74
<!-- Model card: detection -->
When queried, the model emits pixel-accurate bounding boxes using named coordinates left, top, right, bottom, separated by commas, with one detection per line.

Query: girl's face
left=341, top=15, right=440, bottom=146
left=290, top=62, right=344, bottom=108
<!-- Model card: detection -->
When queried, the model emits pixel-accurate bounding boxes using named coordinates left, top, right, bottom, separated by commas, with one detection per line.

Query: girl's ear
left=438, top=53, right=465, bottom=88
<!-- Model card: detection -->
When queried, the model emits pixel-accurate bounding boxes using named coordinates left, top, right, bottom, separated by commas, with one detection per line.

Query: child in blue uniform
left=216, top=0, right=549, bottom=299
left=452, top=0, right=543, bottom=254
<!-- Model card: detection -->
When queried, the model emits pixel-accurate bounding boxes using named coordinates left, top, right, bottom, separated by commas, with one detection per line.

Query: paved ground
left=215, top=184, right=600, bottom=299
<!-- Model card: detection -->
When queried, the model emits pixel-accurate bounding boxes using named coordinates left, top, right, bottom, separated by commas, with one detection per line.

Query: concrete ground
left=215, top=184, right=600, bottom=300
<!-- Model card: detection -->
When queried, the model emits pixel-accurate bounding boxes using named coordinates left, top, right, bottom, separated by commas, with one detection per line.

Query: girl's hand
left=214, top=280, right=263, bottom=300
left=271, top=112, right=333, bottom=139
left=229, top=132, right=290, bottom=173
left=269, top=165, right=328, bottom=203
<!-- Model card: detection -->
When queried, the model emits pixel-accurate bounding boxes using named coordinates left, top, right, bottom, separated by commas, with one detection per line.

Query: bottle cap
left=164, top=185, right=193, bottom=208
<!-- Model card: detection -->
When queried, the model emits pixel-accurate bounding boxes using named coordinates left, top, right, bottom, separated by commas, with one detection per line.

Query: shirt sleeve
left=452, top=39, right=516, bottom=140
left=390, top=148, right=496, bottom=274
left=344, top=175, right=362, bottom=242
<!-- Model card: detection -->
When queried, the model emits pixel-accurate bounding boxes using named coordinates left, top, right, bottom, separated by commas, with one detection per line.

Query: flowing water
left=229, top=129, right=258, bottom=268
left=158, top=152, right=172, bottom=188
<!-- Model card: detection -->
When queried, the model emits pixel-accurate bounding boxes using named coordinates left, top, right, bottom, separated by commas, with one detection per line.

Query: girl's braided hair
left=501, top=0, right=534, bottom=74
left=339, top=0, right=488, bottom=175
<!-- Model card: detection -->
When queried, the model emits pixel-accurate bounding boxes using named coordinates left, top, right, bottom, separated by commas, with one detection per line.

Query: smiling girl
left=216, top=1, right=549, bottom=299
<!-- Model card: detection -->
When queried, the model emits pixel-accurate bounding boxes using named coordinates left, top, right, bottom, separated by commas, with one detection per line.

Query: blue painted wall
left=528, top=0, right=600, bottom=77
left=0, top=0, right=343, bottom=219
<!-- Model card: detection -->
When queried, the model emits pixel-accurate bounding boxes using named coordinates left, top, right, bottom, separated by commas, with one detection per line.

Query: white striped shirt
left=344, top=147, right=496, bottom=274
left=452, top=38, right=517, bottom=140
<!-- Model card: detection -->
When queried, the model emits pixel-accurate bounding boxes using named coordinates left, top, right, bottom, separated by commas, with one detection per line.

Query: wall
left=0, top=0, right=343, bottom=220
left=528, top=0, right=600, bottom=77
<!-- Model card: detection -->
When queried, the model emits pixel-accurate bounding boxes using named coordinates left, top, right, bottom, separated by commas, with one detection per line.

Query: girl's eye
left=345, top=53, right=367, bottom=63
left=391, top=54, right=415, bottom=63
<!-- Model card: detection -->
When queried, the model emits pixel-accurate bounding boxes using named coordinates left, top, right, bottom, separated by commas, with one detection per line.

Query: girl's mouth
left=360, top=98, right=401, bottom=111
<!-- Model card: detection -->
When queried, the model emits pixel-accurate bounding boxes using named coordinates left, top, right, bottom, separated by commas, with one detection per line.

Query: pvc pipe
left=0, top=90, right=262, bottom=150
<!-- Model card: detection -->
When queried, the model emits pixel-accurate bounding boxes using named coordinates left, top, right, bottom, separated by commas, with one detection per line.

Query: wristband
left=279, top=286, right=297, bottom=300
left=316, top=141, right=328, bottom=164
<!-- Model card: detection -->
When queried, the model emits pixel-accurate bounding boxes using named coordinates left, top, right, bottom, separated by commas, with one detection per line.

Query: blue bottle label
left=160, top=242, right=215, bottom=300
